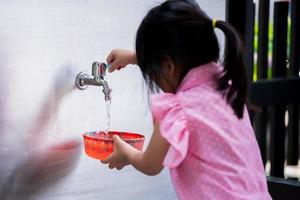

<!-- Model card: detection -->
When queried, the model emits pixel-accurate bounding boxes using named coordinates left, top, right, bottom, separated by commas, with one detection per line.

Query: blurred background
left=0, top=0, right=225, bottom=199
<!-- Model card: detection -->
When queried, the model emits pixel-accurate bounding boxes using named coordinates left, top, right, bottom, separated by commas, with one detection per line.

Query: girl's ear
left=163, top=56, right=176, bottom=77
left=161, top=55, right=181, bottom=93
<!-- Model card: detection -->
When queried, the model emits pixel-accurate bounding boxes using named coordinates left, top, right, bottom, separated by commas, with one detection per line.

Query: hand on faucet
left=106, top=49, right=137, bottom=73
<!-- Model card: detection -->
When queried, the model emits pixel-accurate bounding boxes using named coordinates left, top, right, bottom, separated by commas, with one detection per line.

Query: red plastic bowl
left=83, top=131, right=145, bottom=160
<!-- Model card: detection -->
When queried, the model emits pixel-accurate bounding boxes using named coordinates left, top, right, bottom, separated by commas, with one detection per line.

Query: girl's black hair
left=135, top=0, right=248, bottom=119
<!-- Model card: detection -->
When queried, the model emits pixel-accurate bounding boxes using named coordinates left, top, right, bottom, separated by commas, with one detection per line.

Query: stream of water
left=104, top=100, right=111, bottom=133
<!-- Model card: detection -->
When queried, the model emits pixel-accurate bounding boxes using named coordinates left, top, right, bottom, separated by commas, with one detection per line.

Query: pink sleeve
left=151, top=93, right=190, bottom=168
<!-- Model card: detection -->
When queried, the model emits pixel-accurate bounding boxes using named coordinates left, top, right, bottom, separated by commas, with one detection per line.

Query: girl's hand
left=100, top=122, right=169, bottom=176
left=101, top=135, right=137, bottom=170
left=106, top=49, right=137, bottom=73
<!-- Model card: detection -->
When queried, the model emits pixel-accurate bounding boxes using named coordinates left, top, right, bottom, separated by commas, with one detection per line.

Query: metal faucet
left=75, top=62, right=111, bottom=101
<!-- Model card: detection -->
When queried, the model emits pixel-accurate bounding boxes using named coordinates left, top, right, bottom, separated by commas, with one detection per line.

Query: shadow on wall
left=0, top=65, right=82, bottom=200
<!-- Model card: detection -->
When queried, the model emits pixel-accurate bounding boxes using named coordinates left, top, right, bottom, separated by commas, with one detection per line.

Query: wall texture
left=0, top=0, right=225, bottom=199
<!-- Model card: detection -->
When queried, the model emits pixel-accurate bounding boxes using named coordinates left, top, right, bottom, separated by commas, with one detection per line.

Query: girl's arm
left=101, top=122, right=170, bottom=176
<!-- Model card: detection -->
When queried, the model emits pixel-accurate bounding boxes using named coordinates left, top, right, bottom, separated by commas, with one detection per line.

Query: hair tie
left=212, top=19, right=218, bottom=28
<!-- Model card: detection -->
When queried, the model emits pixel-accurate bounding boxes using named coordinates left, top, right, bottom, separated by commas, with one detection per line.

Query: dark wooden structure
left=226, top=0, right=300, bottom=199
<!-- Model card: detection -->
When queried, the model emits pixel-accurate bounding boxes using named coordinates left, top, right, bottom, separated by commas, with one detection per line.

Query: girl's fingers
left=102, top=159, right=125, bottom=170
left=116, top=165, right=124, bottom=170
left=108, top=64, right=124, bottom=73
left=106, top=51, right=115, bottom=64
left=108, top=61, right=123, bottom=73
left=101, top=155, right=111, bottom=163
left=112, top=135, right=122, bottom=146
left=108, top=62, right=117, bottom=73
left=100, top=159, right=108, bottom=164
left=101, top=152, right=116, bottom=164
left=108, top=162, right=116, bottom=169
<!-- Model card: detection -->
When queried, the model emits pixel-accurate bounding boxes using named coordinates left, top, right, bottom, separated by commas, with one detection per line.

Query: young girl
left=101, top=0, right=271, bottom=199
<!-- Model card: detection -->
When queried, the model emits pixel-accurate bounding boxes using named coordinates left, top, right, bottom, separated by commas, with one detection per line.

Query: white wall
left=0, top=1, right=225, bottom=199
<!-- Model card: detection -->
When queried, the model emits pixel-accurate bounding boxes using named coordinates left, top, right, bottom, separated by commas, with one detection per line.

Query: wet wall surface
left=0, top=1, right=224, bottom=199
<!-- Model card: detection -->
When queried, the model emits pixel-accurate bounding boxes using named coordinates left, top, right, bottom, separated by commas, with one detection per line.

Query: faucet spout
left=75, top=62, right=112, bottom=101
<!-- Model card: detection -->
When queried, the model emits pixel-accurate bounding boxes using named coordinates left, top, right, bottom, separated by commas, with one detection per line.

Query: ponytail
left=214, top=20, right=248, bottom=119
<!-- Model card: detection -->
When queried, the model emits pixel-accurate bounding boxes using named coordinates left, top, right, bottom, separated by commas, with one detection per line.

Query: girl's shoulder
left=150, top=93, right=184, bottom=123
left=150, top=93, right=190, bottom=168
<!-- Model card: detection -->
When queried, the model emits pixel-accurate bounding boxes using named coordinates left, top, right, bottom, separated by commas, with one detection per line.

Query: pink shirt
left=151, top=62, right=271, bottom=200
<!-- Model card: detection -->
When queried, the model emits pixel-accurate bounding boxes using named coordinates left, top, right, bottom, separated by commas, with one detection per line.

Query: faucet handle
left=92, top=62, right=107, bottom=80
